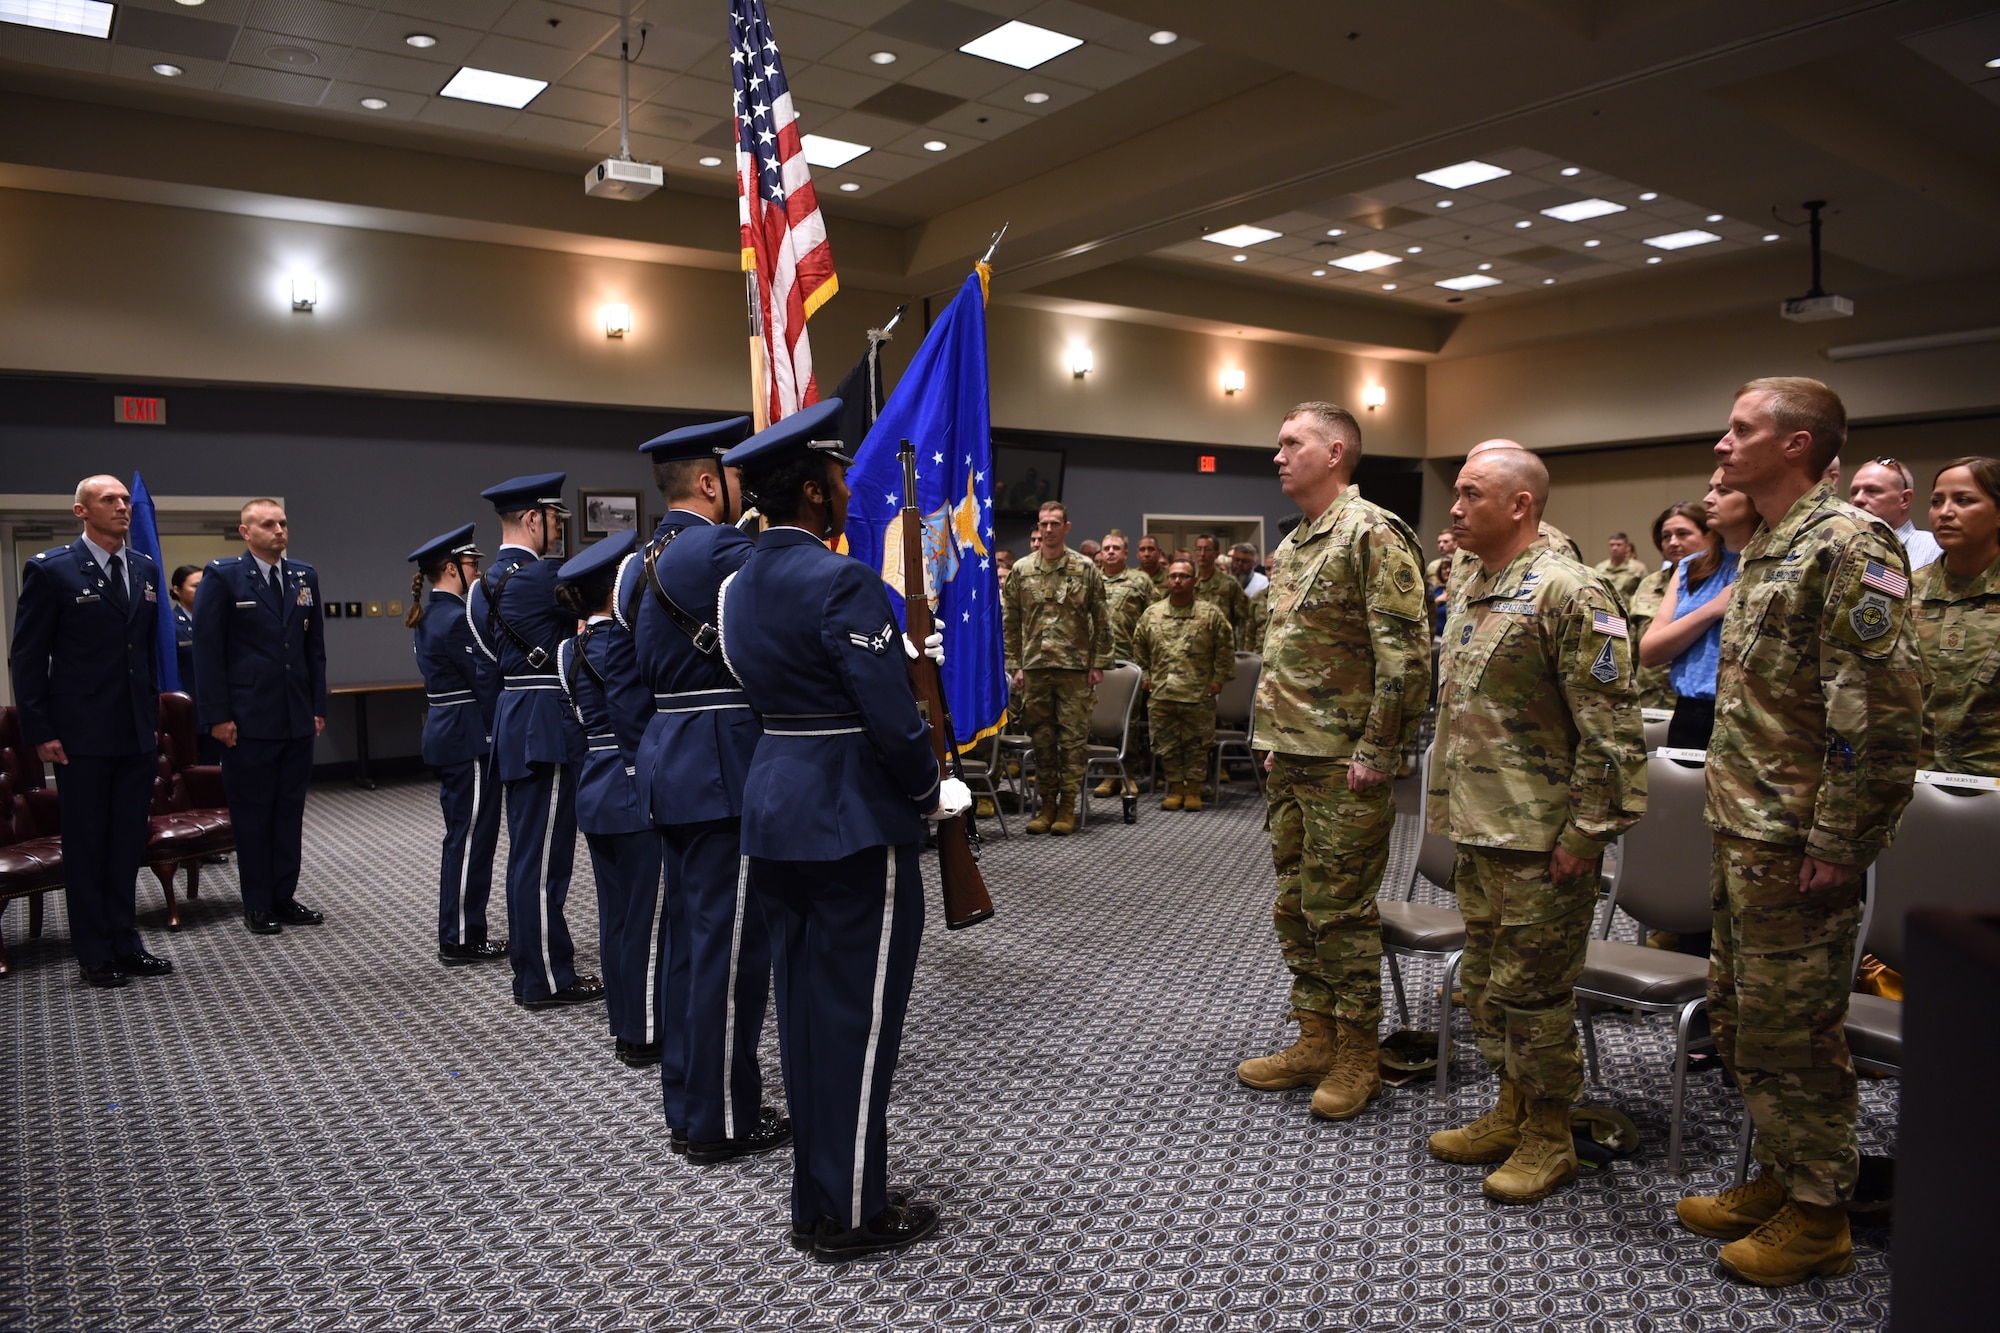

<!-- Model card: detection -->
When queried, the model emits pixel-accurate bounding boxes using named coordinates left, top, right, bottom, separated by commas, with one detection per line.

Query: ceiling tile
left=815, top=31, right=945, bottom=78
left=628, top=101, right=704, bottom=139
left=902, top=51, right=1017, bottom=100
left=464, top=32, right=580, bottom=82
left=526, top=81, right=618, bottom=123
left=781, top=0, right=902, bottom=25
left=814, top=108, right=918, bottom=148
left=384, top=0, right=513, bottom=25
left=1032, top=40, right=1145, bottom=90
left=0, top=27, right=113, bottom=75
left=217, top=63, right=332, bottom=106
left=1019, top=1, right=1142, bottom=45
left=883, top=127, right=968, bottom=159
left=564, top=53, right=675, bottom=99
left=491, top=1, right=618, bottom=53
left=760, top=6, right=862, bottom=62
left=976, top=70, right=1089, bottom=113
left=415, top=96, right=521, bottom=133
left=320, top=82, right=427, bottom=120
left=121, top=0, right=254, bottom=20
left=231, top=30, right=352, bottom=77
left=353, top=13, right=483, bottom=63
left=511, top=113, right=605, bottom=149
left=643, top=74, right=734, bottom=117
left=245, top=0, right=370, bottom=45
left=338, top=49, right=453, bottom=95
left=114, top=8, right=239, bottom=61
left=784, top=62, right=891, bottom=109
left=872, top=1, right=1006, bottom=53
left=853, top=82, right=965, bottom=124
left=926, top=99, right=1031, bottom=139
left=108, top=46, right=224, bottom=89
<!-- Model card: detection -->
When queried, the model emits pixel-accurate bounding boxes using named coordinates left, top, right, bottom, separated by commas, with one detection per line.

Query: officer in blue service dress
left=555, top=530, right=669, bottom=1068
left=7, top=474, right=173, bottom=987
left=718, top=400, right=968, bottom=1261
left=466, top=475, right=604, bottom=1010
left=627, top=416, right=789, bottom=1163
left=406, top=525, right=506, bottom=967
left=193, top=497, right=329, bottom=936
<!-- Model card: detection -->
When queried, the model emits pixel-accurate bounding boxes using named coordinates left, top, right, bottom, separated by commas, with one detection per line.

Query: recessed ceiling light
left=868, top=50, right=897, bottom=65
left=1203, top=224, right=1282, bottom=247
left=839, top=182, right=860, bottom=192
left=1560, top=166, right=1581, bottom=176
left=1332, top=251, right=1401, bottom=272
left=1022, top=91, right=1050, bottom=104
left=1477, top=262, right=1493, bottom=271
left=1231, top=254, right=1248, bottom=262
left=1381, top=283, right=1398, bottom=290
left=698, top=155, right=722, bottom=167
left=1435, top=200, right=1453, bottom=209
left=1436, top=274, right=1501, bottom=291
left=1705, top=213, right=1723, bottom=223
left=1583, top=239, right=1601, bottom=248
left=360, top=97, right=389, bottom=110
left=1310, top=268, right=1326, bottom=276
left=1416, top=160, right=1511, bottom=189
left=1325, top=228, right=1344, bottom=238
left=1542, top=278, right=1556, bottom=285
left=175, top=0, right=205, bottom=6
left=406, top=33, right=437, bottom=49
left=1638, top=191, right=1658, bottom=201
left=1644, top=229, right=1721, bottom=250
left=1541, top=198, right=1626, bottom=222
left=0, top=0, right=113, bottom=38
left=1646, top=256, right=1663, bottom=264
left=152, top=62, right=184, bottom=77
left=923, top=140, right=948, bottom=152
left=1762, top=233, right=1781, bottom=242
left=960, top=20, right=1082, bottom=70
left=1987, top=56, right=2000, bottom=68
left=800, top=133, right=870, bottom=168
left=1406, top=245, right=1423, bottom=254
left=439, top=67, right=546, bottom=108
left=1149, top=30, right=1178, bottom=45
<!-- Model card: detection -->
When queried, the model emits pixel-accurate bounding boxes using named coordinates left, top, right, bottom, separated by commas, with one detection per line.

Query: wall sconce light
left=1363, top=384, right=1387, bottom=411
left=1220, top=368, right=1246, bottom=395
left=290, top=276, right=318, bottom=311
left=1065, top=345, right=1094, bottom=378
left=602, top=303, right=632, bottom=338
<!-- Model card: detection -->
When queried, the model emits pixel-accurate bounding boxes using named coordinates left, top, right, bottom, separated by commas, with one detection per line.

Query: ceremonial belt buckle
left=691, top=623, right=719, bottom=655
left=525, top=646, right=551, bottom=670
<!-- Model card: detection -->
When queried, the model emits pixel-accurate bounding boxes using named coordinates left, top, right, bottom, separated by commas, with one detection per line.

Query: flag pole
left=745, top=271, right=769, bottom=431
left=979, top=221, right=1009, bottom=266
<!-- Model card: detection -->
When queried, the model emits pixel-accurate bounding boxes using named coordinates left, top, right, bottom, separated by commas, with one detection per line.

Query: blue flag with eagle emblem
left=842, top=269, right=1005, bottom=751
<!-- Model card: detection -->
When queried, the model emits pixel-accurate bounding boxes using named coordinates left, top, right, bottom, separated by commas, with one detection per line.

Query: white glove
left=927, top=776, right=972, bottom=821
left=903, top=629, right=945, bottom=667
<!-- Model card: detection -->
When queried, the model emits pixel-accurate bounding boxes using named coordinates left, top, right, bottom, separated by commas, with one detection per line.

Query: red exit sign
left=114, top=395, right=166, bottom=425
left=1198, top=454, right=1216, bottom=473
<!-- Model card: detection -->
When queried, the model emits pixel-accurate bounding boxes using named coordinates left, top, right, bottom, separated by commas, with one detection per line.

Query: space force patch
left=1590, top=637, right=1621, bottom=684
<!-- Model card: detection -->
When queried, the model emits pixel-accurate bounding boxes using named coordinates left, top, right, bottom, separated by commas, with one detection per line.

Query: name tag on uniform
left=1490, top=599, right=1536, bottom=614
left=74, top=593, right=101, bottom=604
left=235, top=600, right=258, bottom=608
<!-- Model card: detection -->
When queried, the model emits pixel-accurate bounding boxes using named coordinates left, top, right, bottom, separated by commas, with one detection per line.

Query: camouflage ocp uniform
left=1101, top=568, right=1157, bottom=664
left=1705, top=481, right=1923, bottom=1207
left=1443, top=521, right=1581, bottom=606
left=1254, top=488, right=1431, bottom=1030
left=1244, top=584, right=1270, bottom=657
left=1002, top=545, right=1111, bottom=805
left=1911, top=552, right=2000, bottom=777
left=1625, top=565, right=1677, bottom=710
left=1193, top=567, right=1251, bottom=648
left=1429, top=540, right=1647, bottom=1103
left=1145, top=565, right=1170, bottom=601
left=1593, top=558, right=1645, bottom=606
left=1132, top=597, right=1234, bottom=786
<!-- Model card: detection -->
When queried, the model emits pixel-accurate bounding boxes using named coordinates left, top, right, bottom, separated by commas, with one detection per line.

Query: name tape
left=1640, top=708, right=1674, bottom=724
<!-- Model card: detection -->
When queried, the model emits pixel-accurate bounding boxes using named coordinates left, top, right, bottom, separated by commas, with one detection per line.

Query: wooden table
left=328, top=680, right=424, bottom=789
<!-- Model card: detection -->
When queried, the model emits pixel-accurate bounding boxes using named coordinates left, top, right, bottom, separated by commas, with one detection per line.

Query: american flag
left=1592, top=609, right=1628, bottom=639
left=1860, top=559, right=1909, bottom=598
left=730, top=0, right=836, bottom=422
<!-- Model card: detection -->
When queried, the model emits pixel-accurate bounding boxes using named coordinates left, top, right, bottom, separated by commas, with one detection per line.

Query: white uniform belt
left=763, top=712, right=861, bottom=736
left=504, top=673, right=561, bottom=692
left=656, top=687, right=747, bottom=713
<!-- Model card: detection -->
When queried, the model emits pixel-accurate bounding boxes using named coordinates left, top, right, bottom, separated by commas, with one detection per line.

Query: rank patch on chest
left=1850, top=591, right=1892, bottom=641
left=1592, top=610, right=1627, bottom=639
left=1942, top=627, right=1966, bottom=652
left=849, top=621, right=894, bottom=655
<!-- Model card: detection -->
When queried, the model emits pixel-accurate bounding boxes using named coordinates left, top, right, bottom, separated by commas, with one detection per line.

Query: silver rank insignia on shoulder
left=1590, top=636, right=1620, bottom=684
left=1850, top=591, right=1892, bottom=641
left=849, top=621, right=894, bottom=655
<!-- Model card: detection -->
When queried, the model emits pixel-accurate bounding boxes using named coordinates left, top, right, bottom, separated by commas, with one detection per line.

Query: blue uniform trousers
left=755, top=842, right=924, bottom=1231
left=55, top=754, right=152, bottom=967
left=662, top=818, right=772, bottom=1144
left=222, top=736, right=313, bottom=917
left=583, top=829, right=666, bottom=1045
left=434, top=757, right=501, bottom=947
left=503, top=761, right=580, bottom=1002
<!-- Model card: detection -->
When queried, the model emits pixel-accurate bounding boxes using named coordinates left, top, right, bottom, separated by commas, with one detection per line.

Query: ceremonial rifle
left=899, top=439, right=994, bottom=931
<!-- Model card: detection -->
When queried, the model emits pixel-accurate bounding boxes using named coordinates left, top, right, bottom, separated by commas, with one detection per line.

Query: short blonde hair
left=1737, top=377, right=1847, bottom=470
left=239, top=497, right=285, bottom=522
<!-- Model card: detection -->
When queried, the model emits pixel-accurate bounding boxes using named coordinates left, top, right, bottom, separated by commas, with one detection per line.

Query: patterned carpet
left=2, top=775, right=1895, bottom=1331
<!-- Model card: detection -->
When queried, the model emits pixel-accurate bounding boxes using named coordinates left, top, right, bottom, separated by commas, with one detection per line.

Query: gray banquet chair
left=1383, top=744, right=1467, bottom=1100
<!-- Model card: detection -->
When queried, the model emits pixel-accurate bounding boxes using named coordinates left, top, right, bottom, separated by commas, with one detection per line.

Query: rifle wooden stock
left=899, top=439, right=994, bottom=931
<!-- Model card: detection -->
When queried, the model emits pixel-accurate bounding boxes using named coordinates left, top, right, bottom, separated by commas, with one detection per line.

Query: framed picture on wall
left=993, top=443, right=1066, bottom=519
left=579, top=488, right=642, bottom=545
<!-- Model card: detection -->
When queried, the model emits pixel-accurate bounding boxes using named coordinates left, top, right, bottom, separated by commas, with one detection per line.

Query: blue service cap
left=638, top=416, right=754, bottom=461
left=406, top=523, right=483, bottom=565
left=719, top=398, right=850, bottom=471
left=555, top=527, right=637, bottom=584
left=480, top=472, right=570, bottom=516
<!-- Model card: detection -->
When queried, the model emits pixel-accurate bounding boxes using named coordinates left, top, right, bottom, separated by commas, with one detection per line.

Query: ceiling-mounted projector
left=1779, top=199, right=1853, bottom=324
left=585, top=158, right=662, bottom=201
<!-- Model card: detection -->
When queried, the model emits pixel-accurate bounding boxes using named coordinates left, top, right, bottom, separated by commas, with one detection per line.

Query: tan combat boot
left=1237, top=1010, right=1338, bottom=1090
left=1024, top=792, right=1056, bottom=835
left=1180, top=783, right=1203, bottom=812
left=1676, top=1171, right=1787, bottom=1240
left=1480, top=1098, right=1578, bottom=1203
left=1160, top=785, right=1184, bottom=811
left=1093, top=777, right=1120, bottom=798
left=1049, top=795, right=1078, bottom=836
left=1310, top=1022, right=1382, bottom=1120
left=1717, top=1201, right=1854, bottom=1286
left=1428, top=1077, right=1525, bottom=1163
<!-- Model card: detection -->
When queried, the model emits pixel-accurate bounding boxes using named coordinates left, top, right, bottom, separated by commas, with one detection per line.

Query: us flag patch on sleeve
left=1592, top=610, right=1628, bottom=639
left=1860, top=560, right=1908, bottom=598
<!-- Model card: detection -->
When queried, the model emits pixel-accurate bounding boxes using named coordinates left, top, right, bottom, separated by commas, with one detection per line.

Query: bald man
left=1427, top=447, right=1646, bottom=1202
left=1442, top=440, right=1584, bottom=607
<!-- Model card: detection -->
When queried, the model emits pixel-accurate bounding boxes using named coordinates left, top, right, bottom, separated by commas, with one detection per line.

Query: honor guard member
left=8, top=475, right=172, bottom=987
left=555, top=531, right=667, bottom=1068
left=406, top=526, right=505, bottom=967
left=1002, top=500, right=1112, bottom=835
left=630, top=417, right=789, bottom=1162
left=1426, top=447, right=1645, bottom=1202
left=1238, top=405, right=1430, bottom=1123
left=1131, top=558, right=1235, bottom=812
left=194, top=498, right=329, bottom=936
left=467, top=475, right=604, bottom=1010
left=1677, top=379, right=1923, bottom=1286
left=718, top=400, right=967, bottom=1262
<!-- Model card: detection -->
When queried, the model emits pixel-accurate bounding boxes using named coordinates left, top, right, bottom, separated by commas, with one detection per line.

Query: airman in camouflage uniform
left=1135, top=535, right=1171, bottom=601
left=1910, top=460, right=2000, bottom=777
left=1678, top=379, right=1924, bottom=1288
left=1593, top=534, right=1646, bottom=605
left=1002, top=501, right=1111, bottom=835
left=1625, top=564, right=1677, bottom=710
left=1238, top=404, right=1431, bottom=1126
left=1094, top=533, right=1158, bottom=797
left=1192, top=534, right=1252, bottom=647
left=1425, top=447, right=1646, bottom=1204
left=1132, top=559, right=1234, bottom=811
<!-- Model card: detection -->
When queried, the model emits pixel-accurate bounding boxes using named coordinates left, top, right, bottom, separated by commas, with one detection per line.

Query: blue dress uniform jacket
left=414, top=590, right=495, bottom=768
left=11, top=538, right=160, bottom=756
left=191, top=555, right=328, bottom=738
left=722, top=527, right=940, bottom=858
left=467, top=547, right=584, bottom=779
left=172, top=602, right=196, bottom=698
left=630, top=513, right=761, bottom=824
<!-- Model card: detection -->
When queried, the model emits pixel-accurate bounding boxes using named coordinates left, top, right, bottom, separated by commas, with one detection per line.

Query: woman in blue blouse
left=1639, top=470, right=1759, bottom=751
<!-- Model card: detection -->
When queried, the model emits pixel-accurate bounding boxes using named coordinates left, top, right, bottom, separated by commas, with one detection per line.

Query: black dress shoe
left=80, top=962, right=130, bottom=989
left=513, top=976, right=607, bottom=1010
left=810, top=1200, right=940, bottom=1262
left=114, top=950, right=174, bottom=978
left=244, top=912, right=283, bottom=936
left=791, top=1192, right=907, bottom=1250
left=272, top=900, right=324, bottom=925
left=438, top=940, right=508, bottom=966
left=615, top=1039, right=663, bottom=1068
left=687, top=1108, right=792, bottom=1165
left=670, top=1129, right=688, bottom=1157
